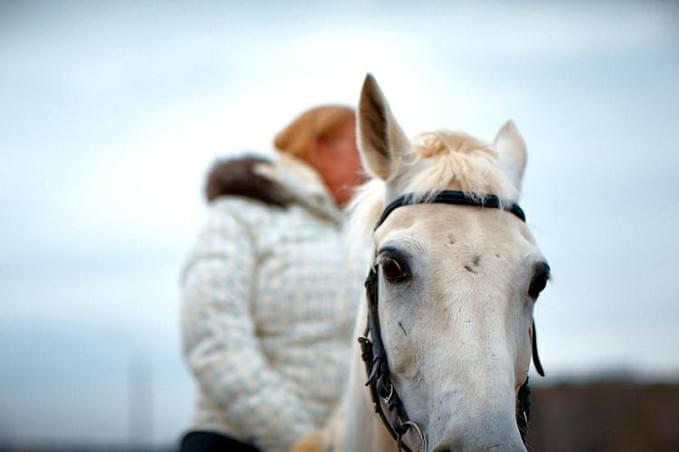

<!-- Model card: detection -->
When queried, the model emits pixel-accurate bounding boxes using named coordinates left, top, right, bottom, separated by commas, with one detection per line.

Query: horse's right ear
left=494, top=120, right=527, bottom=194
left=358, top=74, right=409, bottom=181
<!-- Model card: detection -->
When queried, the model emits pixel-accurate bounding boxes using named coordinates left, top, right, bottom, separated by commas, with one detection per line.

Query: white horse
left=294, top=75, right=549, bottom=452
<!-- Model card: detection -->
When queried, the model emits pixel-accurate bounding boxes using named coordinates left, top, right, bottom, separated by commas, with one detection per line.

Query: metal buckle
left=381, top=380, right=394, bottom=404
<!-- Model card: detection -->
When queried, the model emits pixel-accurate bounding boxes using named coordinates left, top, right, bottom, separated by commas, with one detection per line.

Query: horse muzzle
left=429, top=411, right=527, bottom=452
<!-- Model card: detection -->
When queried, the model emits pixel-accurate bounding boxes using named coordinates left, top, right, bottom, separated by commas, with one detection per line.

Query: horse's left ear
left=494, top=120, right=527, bottom=193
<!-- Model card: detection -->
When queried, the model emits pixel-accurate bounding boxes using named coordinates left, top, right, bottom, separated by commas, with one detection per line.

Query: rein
left=358, top=190, right=544, bottom=452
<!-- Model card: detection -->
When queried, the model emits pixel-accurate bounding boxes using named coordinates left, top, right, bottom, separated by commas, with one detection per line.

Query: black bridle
left=358, top=190, right=545, bottom=452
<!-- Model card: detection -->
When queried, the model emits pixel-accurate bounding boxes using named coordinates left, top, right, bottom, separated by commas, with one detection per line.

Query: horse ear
left=494, top=120, right=527, bottom=192
left=358, top=74, right=409, bottom=180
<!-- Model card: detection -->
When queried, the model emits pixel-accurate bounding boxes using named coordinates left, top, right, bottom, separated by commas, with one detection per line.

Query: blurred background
left=1, top=1, right=678, bottom=450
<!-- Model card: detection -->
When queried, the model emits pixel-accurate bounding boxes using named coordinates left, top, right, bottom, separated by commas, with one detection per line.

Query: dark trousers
left=180, top=430, right=261, bottom=452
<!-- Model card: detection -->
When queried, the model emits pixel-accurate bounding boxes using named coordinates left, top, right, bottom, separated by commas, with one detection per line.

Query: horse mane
left=349, top=130, right=519, bottom=242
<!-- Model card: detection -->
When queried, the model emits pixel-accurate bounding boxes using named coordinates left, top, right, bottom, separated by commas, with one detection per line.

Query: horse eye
left=528, top=262, right=550, bottom=299
left=380, top=256, right=409, bottom=282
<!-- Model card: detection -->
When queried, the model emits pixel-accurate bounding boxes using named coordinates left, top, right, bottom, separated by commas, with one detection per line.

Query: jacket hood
left=204, top=154, right=341, bottom=223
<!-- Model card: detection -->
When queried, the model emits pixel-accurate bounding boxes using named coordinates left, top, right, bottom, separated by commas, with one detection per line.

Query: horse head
left=350, top=74, right=549, bottom=452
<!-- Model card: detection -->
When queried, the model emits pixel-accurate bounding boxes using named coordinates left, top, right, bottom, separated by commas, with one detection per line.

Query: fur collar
left=205, top=156, right=293, bottom=207
left=204, top=155, right=341, bottom=223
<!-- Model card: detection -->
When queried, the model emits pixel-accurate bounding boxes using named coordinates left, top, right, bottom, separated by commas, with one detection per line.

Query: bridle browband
left=358, top=190, right=544, bottom=452
left=376, top=191, right=526, bottom=229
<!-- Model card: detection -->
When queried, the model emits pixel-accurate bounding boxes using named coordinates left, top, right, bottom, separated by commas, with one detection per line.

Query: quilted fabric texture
left=180, top=156, right=364, bottom=452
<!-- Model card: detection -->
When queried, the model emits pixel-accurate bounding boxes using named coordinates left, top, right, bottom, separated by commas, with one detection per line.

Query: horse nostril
left=433, top=440, right=461, bottom=452
left=432, top=445, right=456, bottom=452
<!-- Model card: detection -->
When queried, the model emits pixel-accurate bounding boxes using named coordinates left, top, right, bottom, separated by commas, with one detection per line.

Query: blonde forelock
left=349, top=130, right=518, bottom=244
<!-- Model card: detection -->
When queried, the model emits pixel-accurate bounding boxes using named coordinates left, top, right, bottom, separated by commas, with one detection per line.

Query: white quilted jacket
left=180, top=155, right=364, bottom=451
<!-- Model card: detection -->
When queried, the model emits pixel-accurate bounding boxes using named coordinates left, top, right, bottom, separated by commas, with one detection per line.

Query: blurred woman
left=180, top=105, right=365, bottom=452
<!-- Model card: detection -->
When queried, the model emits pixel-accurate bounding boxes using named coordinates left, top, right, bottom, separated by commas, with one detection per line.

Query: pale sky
left=1, top=0, right=678, bottom=447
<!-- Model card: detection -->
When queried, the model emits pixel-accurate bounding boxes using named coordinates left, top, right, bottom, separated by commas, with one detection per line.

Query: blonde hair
left=349, top=130, right=517, bottom=241
left=274, top=105, right=355, bottom=158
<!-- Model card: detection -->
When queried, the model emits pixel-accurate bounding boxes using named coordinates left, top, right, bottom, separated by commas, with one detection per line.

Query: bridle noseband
left=358, top=190, right=544, bottom=452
